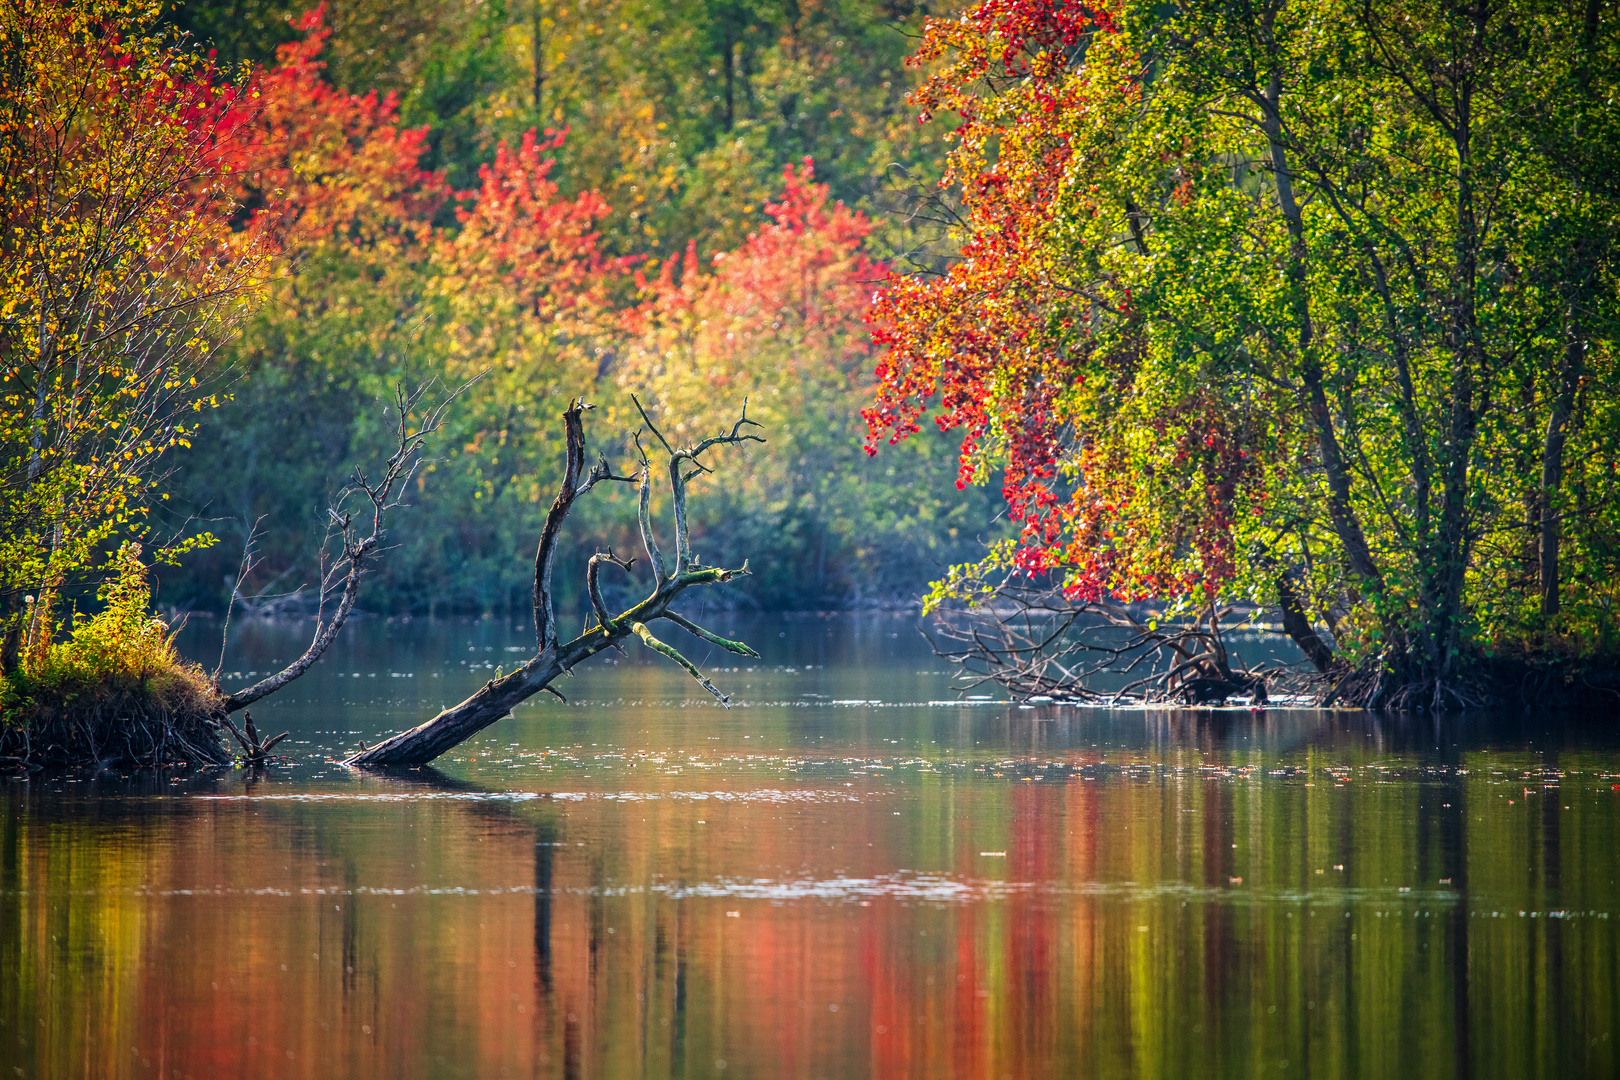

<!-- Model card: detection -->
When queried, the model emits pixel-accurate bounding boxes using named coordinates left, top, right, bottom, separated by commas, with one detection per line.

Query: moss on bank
left=0, top=550, right=228, bottom=768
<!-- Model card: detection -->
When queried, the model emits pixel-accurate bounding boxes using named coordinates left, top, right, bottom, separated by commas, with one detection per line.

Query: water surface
left=2, top=614, right=1617, bottom=1078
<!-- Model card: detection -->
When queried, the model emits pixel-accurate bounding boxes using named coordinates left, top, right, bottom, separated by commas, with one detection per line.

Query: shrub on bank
left=0, top=548, right=228, bottom=767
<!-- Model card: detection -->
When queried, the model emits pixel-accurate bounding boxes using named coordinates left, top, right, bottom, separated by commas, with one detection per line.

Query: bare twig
left=215, top=515, right=265, bottom=679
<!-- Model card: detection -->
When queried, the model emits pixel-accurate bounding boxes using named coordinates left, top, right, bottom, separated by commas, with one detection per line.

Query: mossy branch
left=663, top=610, right=761, bottom=657
left=630, top=621, right=730, bottom=705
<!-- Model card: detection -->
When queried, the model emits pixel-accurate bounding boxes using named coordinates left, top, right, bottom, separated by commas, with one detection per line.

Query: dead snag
left=221, top=711, right=289, bottom=766
left=345, top=397, right=764, bottom=767
left=221, top=383, right=459, bottom=714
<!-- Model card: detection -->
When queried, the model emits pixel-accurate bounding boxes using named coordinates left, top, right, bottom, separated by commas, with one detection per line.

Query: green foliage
left=868, top=0, right=1620, bottom=699
left=0, top=0, right=269, bottom=664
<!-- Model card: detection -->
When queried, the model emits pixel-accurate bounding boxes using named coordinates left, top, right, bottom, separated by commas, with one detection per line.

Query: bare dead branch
left=634, top=435, right=669, bottom=588
left=922, top=561, right=1298, bottom=706
left=222, top=711, right=289, bottom=766
left=586, top=548, right=635, bottom=632
left=222, top=380, right=465, bottom=712
left=215, top=514, right=265, bottom=678
left=533, top=399, right=592, bottom=654
left=658, top=396, right=766, bottom=575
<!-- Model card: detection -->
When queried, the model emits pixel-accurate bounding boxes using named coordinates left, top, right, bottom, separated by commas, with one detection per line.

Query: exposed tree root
left=926, top=578, right=1620, bottom=711
left=0, top=691, right=230, bottom=768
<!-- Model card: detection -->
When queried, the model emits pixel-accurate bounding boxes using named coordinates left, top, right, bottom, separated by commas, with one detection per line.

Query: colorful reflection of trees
left=1, top=727, right=1615, bottom=1079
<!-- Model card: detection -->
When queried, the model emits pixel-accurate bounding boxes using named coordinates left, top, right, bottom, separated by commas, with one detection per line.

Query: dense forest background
left=6, top=0, right=1618, bottom=708
left=152, top=0, right=1000, bottom=615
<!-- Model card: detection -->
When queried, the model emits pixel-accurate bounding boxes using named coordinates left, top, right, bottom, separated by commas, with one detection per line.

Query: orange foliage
left=622, top=159, right=884, bottom=396
left=436, top=128, right=621, bottom=330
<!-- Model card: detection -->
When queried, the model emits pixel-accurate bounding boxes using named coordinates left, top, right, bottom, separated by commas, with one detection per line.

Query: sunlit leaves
left=0, top=0, right=272, bottom=658
left=868, top=0, right=1620, bottom=672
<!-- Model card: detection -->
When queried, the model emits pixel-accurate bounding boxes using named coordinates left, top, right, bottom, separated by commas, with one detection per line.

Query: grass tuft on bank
left=1, top=548, right=228, bottom=768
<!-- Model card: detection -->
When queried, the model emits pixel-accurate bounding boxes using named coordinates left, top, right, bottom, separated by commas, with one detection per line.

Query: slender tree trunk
left=532, top=1, right=544, bottom=114
left=1430, top=34, right=1488, bottom=680
left=1277, top=573, right=1335, bottom=672
left=1259, top=75, right=1382, bottom=590
left=722, top=33, right=735, bottom=131
left=1540, top=308, right=1586, bottom=619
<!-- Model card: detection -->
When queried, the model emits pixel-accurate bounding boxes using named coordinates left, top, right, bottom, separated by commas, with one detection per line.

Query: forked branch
left=632, top=395, right=764, bottom=573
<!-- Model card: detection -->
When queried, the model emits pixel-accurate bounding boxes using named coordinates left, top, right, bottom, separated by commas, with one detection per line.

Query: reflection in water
left=0, top=616, right=1616, bottom=1079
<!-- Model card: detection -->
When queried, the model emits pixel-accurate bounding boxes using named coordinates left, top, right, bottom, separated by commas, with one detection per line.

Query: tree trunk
left=0, top=590, right=22, bottom=673
left=1277, top=573, right=1335, bottom=672
left=346, top=575, right=715, bottom=766
left=1540, top=306, right=1587, bottom=620
left=1259, top=73, right=1383, bottom=591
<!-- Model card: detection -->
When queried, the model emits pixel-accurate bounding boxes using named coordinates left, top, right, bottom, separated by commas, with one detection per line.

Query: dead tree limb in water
left=924, top=565, right=1294, bottom=706
left=346, top=396, right=764, bottom=767
left=221, top=383, right=459, bottom=712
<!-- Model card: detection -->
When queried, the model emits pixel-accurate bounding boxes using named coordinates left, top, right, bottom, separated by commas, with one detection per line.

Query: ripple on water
left=189, top=787, right=864, bottom=804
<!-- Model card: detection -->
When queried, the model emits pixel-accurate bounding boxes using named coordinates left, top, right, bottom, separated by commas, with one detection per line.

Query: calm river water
left=2, top=613, right=1617, bottom=1079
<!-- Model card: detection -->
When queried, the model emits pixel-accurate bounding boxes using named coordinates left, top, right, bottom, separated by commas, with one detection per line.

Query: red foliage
left=866, top=0, right=1259, bottom=602
left=214, top=5, right=447, bottom=257
left=442, top=128, right=620, bottom=322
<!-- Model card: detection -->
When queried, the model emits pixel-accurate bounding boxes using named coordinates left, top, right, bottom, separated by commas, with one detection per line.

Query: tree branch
left=223, top=381, right=461, bottom=712
left=662, top=610, right=761, bottom=657
left=630, top=621, right=731, bottom=705
left=586, top=549, right=635, bottom=632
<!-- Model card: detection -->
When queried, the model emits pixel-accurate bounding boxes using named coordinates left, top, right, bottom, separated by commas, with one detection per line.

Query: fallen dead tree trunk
left=346, top=397, right=763, bottom=767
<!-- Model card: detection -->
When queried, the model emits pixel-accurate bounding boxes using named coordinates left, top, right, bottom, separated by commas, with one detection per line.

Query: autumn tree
left=155, top=5, right=998, bottom=615
left=164, top=5, right=457, bottom=610
left=869, top=0, right=1620, bottom=706
left=0, top=0, right=271, bottom=670
left=614, top=160, right=989, bottom=602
